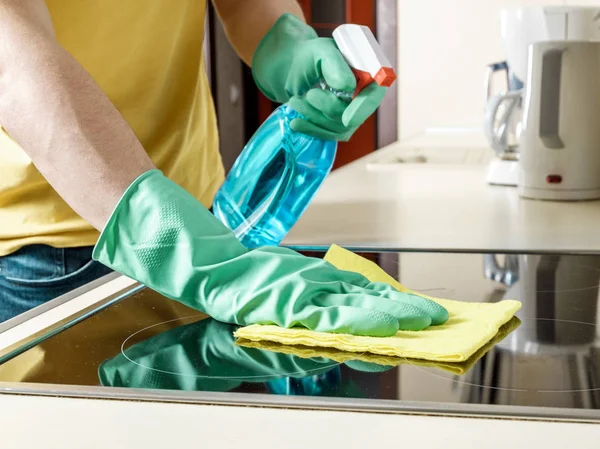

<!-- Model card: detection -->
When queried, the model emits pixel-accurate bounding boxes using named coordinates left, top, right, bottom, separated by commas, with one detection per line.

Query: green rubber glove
left=99, top=318, right=341, bottom=392
left=252, top=13, right=387, bottom=142
left=93, top=170, right=448, bottom=337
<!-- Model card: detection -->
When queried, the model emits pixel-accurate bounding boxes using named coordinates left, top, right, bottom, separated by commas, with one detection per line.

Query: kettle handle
left=484, top=61, right=509, bottom=103
left=483, top=254, right=519, bottom=287
left=483, top=89, right=522, bottom=156
left=539, top=48, right=565, bottom=149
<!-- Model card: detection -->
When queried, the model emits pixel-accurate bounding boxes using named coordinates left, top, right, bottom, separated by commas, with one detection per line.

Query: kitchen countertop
left=284, top=129, right=600, bottom=252
left=2, top=265, right=600, bottom=447
left=4, top=394, right=600, bottom=449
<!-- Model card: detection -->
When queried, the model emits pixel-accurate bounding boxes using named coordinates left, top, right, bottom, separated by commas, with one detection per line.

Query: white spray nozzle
left=332, top=24, right=397, bottom=93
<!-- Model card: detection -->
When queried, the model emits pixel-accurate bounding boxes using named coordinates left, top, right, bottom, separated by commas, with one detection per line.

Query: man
left=0, top=0, right=448, bottom=334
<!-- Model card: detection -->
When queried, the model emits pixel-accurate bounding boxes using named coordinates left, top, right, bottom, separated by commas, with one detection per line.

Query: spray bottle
left=213, top=24, right=397, bottom=248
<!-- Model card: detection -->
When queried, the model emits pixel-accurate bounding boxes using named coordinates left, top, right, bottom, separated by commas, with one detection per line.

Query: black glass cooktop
left=1, top=250, right=599, bottom=421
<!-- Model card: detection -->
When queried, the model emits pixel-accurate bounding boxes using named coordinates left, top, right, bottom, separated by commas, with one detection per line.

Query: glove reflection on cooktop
left=98, top=318, right=393, bottom=396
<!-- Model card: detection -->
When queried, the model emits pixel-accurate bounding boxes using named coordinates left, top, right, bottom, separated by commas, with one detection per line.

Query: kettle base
left=486, top=159, right=519, bottom=187
left=519, top=186, right=600, bottom=201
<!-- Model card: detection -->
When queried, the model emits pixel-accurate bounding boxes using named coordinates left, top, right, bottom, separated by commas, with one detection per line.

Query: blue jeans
left=0, top=245, right=113, bottom=323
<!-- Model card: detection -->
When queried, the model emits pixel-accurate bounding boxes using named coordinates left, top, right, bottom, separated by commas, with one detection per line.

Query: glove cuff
left=93, top=169, right=247, bottom=289
left=93, top=169, right=160, bottom=267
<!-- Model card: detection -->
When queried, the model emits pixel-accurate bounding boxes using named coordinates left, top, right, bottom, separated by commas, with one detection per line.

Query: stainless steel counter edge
left=0, top=275, right=144, bottom=362
left=287, top=245, right=600, bottom=256
left=0, top=272, right=122, bottom=335
left=1, top=381, right=599, bottom=424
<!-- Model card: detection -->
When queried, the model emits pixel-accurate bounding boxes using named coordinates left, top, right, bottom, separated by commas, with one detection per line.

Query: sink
left=364, top=128, right=496, bottom=171
left=366, top=146, right=496, bottom=170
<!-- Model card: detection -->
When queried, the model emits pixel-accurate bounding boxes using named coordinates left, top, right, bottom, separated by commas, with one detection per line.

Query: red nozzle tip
left=375, top=67, right=397, bottom=87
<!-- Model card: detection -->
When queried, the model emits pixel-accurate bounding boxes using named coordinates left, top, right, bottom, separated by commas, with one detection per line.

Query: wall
left=397, top=0, right=599, bottom=140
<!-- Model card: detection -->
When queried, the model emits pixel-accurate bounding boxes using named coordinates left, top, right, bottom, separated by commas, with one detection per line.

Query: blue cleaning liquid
left=213, top=104, right=337, bottom=248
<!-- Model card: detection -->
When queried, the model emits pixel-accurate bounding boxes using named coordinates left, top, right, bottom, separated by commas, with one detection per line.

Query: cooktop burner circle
left=119, top=315, right=342, bottom=381
left=405, top=317, right=600, bottom=394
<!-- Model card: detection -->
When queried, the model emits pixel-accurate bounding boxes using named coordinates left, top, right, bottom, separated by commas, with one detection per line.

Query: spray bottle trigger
left=351, top=67, right=397, bottom=98
left=351, top=68, right=375, bottom=99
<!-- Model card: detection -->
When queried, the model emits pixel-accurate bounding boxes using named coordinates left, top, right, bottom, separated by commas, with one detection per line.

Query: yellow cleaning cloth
left=234, top=245, right=522, bottom=363
left=237, top=316, right=520, bottom=375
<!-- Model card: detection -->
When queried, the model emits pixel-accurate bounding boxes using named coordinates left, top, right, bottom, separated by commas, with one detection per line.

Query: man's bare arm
left=211, top=0, right=305, bottom=66
left=0, top=0, right=155, bottom=230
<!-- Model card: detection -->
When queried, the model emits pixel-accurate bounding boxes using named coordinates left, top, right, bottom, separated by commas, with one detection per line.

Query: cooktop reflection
left=1, top=251, right=599, bottom=417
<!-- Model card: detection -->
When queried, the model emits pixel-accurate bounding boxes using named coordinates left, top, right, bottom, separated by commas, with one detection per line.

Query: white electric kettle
left=484, top=6, right=600, bottom=189
left=519, top=41, right=600, bottom=201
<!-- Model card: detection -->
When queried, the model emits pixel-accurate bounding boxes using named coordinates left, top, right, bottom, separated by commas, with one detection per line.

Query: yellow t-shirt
left=0, top=0, right=224, bottom=256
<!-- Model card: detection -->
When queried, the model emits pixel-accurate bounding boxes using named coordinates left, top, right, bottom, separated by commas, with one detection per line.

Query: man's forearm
left=211, top=0, right=305, bottom=66
left=0, top=1, right=155, bottom=230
